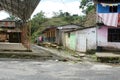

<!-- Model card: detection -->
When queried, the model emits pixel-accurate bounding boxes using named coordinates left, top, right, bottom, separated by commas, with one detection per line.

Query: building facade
left=65, top=27, right=96, bottom=52
left=96, top=0, right=120, bottom=51
left=42, top=25, right=80, bottom=45
left=0, top=20, right=21, bottom=43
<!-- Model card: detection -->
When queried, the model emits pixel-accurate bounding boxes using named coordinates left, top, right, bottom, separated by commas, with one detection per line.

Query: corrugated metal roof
left=41, top=25, right=81, bottom=33
left=57, top=25, right=80, bottom=29
left=0, top=0, right=40, bottom=20
left=65, top=26, right=95, bottom=33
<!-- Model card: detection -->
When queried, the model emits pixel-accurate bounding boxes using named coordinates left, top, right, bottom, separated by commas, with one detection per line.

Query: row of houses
left=41, top=23, right=120, bottom=53
left=41, top=25, right=95, bottom=52
left=40, top=0, right=120, bottom=54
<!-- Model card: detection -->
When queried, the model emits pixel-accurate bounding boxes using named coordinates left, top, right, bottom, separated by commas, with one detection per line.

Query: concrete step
left=0, top=42, right=27, bottom=51
left=96, top=52, right=120, bottom=58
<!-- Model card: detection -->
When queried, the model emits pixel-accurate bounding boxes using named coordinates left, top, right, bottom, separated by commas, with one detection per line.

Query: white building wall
left=77, top=27, right=96, bottom=51
left=97, top=26, right=120, bottom=49
left=64, top=27, right=96, bottom=52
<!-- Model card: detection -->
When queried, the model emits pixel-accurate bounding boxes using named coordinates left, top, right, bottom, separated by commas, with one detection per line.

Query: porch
left=96, top=52, right=120, bottom=58
left=0, top=42, right=27, bottom=51
left=96, top=52, right=120, bottom=63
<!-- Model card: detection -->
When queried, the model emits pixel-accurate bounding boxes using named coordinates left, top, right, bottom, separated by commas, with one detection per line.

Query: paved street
left=31, top=44, right=81, bottom=61
left=0, top=45, right=119, bottom=80
left=31, top=44, right=64, bottom=60
left=0, top=59, right=120, bottom=80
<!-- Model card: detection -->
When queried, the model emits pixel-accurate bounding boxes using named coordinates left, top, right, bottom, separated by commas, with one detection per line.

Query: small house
left=64, top=26, right=96, bottom=52
left=42, top=25, right=80, bottom=45
left=0, top=20, right=21, bottom=43
left=95, top=0, right=120, bottom=52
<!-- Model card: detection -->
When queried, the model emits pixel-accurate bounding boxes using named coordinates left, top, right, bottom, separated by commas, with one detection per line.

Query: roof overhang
left=0, top=0, right=40, bottom=21
left=93, top=0, right=120, bottom=4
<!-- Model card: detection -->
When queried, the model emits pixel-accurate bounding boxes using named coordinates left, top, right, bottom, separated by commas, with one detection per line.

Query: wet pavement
left=0, top=59, right=120, bottom=80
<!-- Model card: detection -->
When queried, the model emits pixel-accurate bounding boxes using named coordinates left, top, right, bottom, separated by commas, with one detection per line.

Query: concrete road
left=31, top=44, right=63, bottom=60
left=0, top=59, right=120, bottom=80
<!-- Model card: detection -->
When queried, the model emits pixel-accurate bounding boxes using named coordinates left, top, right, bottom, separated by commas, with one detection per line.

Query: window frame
left=108, top=28, right=120, bottom=42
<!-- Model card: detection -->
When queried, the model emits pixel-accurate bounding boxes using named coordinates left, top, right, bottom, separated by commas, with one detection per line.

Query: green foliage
left=80, top=0, right=94, bottom=14
left=31, top=10, right=84, bottom=42
left=80, top=0, right=89, bottom=9
left=53, top=10, right=83, bottom=24
left=6, top=15, right=19, bottom=20
left=86, top=5, right=95, bottom=14
left=86, top=49, right=96, bottom=55
left=31, top=11, right=47, bottom=41
left=79, top=0, right=96, bottom=27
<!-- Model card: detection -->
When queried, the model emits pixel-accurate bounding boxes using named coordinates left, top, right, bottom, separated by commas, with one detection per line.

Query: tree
left=6, top=15, right=19, bottom=20
left=31, top=10, right=84, bottom=42
left=52, top=10, right=85, bottom=25
left=31, top=11, right=47, bottom=41
left=31, top=11, right=47, bottom=35
left=80, top=0, right=94, bottom=14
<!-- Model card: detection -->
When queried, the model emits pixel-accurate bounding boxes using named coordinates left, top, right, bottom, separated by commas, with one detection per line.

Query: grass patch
left=0, top=53, right=52, bottom=60
left=97, top=57, right=120, bottom=63
left=86, top=49, right=96, bottom=55
left=64, top=48, right=76, bottom=55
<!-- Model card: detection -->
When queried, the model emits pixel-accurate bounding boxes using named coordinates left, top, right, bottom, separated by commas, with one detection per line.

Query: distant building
left=0, top=20, right=21, bottom=43
left=41, top=25, right=80, bottom=45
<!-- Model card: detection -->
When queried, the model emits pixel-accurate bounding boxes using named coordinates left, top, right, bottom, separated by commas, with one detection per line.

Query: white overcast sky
left=0, top=0, right=82, bottom=20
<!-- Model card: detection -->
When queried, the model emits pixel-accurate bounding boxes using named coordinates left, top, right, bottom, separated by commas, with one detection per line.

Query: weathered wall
left=76, top=27, right=96, bottom=51
left=64, top=33, right=70, bottom=49
left=69, top=32, right=77, bottom=50
left=55, top=29, right=61, bottom=45
left=64, top=27, right=96, bottom=52
left=97, top=26, right=120, bottom=49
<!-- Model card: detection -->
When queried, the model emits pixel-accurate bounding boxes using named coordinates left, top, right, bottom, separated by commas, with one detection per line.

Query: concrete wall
left=76, top=27, right=96, bottom=51
left=97, top=26, right=120, bottom=49
left=64, top=33, right=70, bottom=49
left=64, top=27, right=96, bottom=52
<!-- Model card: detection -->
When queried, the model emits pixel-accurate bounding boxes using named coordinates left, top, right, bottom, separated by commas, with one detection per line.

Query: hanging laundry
left=118, top=14, right=120, bottom=26
left=97, top=3, right=120, bottom=13
left=97, top=4, right=110, bottom=13
left=97, top=13, right=118, bottom=27
left=101, top=3, right=107, bottom=7
left=101, top=3, right=118, bottom=7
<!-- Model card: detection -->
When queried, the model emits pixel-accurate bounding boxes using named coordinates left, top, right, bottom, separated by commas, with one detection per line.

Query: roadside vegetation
left=31, top=0, right=95, bottom=42
left=5, top=0, right=96, bottom=43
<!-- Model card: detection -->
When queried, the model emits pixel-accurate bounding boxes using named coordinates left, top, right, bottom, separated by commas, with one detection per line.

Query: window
left=68, top=33, right=70, bottom=38
left=109, top=6, right=118, bottom=12
left=108, top=28, right=120, bottom=42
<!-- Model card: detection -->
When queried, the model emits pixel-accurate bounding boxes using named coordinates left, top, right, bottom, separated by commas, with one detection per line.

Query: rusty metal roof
left=0, top=0, right=40, bottom=20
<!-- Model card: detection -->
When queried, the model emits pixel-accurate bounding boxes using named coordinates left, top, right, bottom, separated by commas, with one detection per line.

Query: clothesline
left=101, top=3, right=120, bottom=7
